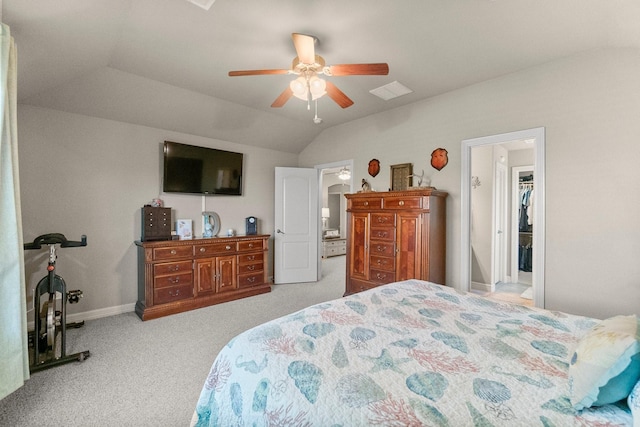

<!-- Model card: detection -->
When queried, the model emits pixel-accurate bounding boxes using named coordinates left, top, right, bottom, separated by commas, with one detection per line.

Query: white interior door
left=274, top=167, right=318, bottom=284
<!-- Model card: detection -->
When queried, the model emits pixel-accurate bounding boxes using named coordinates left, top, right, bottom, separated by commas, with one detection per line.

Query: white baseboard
left=27, top=303, right=136, bottom=330
left=471, top=281, right=494, bottom=293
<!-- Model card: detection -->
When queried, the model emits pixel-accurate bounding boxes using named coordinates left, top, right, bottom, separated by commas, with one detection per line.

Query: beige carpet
left=0, top=257, right=346, bottom=427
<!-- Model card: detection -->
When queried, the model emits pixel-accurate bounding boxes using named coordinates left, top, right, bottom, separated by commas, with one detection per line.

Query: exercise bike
left=24, top=233, right=90, bottom=372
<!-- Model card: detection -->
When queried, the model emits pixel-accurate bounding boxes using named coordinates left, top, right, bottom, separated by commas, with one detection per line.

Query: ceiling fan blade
left=292, top=33, right=316, bottom=65
left=327, top=63, right=389, bottom=76
left=325, top=81, right=354, bottom=108
left=229, top=69, right=290, bottom=77
left=271, top=87, right=293, bottom=108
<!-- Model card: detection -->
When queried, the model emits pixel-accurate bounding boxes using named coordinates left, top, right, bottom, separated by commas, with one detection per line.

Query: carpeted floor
left=0, top=257, right=346, bottom=427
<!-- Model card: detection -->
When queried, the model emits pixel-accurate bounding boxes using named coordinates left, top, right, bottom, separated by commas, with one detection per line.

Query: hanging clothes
left=519, top=181, right=533, bottom=232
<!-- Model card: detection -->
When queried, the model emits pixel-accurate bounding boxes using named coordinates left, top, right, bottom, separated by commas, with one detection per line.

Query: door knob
left=276, top=229, right=285, bottom=234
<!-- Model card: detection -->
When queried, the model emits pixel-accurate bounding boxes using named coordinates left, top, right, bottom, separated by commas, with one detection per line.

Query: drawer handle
left=247, top=277, right=256, bottom=283
left=169, top=265, right=180, bottom=272
left=169, top=289, right=181, bottom=297
left=376, top=231, right=387, bottom=238
left=376, top=273, right=387, bottom=280
left=247, top=265, right=255, bottom=271
left=225, top=245, right=231, bottom=250
left=376, top=246, right=387, bottom=252
left=170, top=277, right=180, bottom=284
left=377, top=217, right=387, bottom=223
left=398, top=200, right=404, bottom=206
left=248, top=243, right=254, bottom=248
left=200, top=247, right=206, bottom=252
left=247, top=255, right=255, bottom=261
left=363, top=201, right=369, bottom=206
left=376, top=259, right=384, bottom=265
left=170, top=249, right=177, bottom=255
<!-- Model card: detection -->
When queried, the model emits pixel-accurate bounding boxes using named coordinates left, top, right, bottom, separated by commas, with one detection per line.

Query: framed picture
left=390, top=163, right=413, bottom=191
left=176, top=219, right=193, bottom=240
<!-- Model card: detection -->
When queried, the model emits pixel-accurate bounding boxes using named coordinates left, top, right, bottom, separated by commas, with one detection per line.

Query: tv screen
left=163, top=141, right=243, bottom=195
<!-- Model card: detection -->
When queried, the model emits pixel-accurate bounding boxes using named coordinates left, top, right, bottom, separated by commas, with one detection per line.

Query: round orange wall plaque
left=368, top=159, right=380, bottom=177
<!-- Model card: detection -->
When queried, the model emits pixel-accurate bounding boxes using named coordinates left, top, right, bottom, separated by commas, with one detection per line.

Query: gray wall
left=299, top=48, right=640, bottom=319
left=18, top=47, right=640, bottom=321
left=18, top=106, right=297, bottom=320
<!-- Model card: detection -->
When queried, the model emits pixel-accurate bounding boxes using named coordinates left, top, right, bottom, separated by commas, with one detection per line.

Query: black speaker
left=245, top=216, right=257, bottom=235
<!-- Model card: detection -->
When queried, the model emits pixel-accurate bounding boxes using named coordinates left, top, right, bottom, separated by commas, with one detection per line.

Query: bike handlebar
left=24, top=233, right=87, bottom=250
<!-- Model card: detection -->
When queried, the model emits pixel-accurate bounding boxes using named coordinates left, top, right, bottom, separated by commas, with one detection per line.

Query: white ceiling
left=4, top=0, right=640, bottom=153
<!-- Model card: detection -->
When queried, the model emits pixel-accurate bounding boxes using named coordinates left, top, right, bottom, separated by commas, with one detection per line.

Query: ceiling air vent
left=370, top=81, right=413, bottom=101
left=185, top=0, right=216, bottom=11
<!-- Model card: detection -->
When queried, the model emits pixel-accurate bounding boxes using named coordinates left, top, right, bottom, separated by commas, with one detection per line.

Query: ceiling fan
left=228, top=33, right=389, bottom=109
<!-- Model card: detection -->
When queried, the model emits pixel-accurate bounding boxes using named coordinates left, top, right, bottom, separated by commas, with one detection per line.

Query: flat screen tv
left=162, top=141, right=243, bottom=195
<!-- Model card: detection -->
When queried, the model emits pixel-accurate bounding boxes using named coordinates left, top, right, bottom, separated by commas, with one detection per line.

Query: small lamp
left=321, top=207, right=330, bottom=230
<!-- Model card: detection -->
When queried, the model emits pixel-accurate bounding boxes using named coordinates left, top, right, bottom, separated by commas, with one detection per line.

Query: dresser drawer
left=371, top=213, right=395, bottom=226
left=370, top=227, right=395, bottom=241
left=153, top=261, right=192, bottom=276
left=349, top=197, right=382, bottom=210
left=324, top=246, right=343, bottom=257
left=370, top=255, right=395, bottom=272
left=237, top=239, right=263, bottom=252
left=237, top=262, right=263, bottom=274
left=238, top=272, right=263, bottom=288
left=370, top=241, right=395, bottom=256
left=384, top=196, right=425, bottom=210
left=195, top=242, right=236, bottom=256
left=153, top=245, right=193, bottom=261
left=322, top=239, right=347, bottom=248
left=369, top=269, right=395, bottom=284
left=154, top=283, right=192, bottom=305
left=238, top=252, right=263, bottom=264
left=154, top=272, right=193, bottom=289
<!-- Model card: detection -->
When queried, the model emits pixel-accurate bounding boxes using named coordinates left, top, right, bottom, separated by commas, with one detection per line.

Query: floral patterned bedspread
left=192, top=280, right=632, bottom=426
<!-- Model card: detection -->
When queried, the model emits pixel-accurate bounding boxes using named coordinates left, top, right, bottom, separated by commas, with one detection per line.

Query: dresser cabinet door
left=195, top=258, right=215, bottom=296
left=396, top=213, right=422, bottom=281
left=349, top=213, right=369, bottom=281
left=216, top=255, right=237, bottom=293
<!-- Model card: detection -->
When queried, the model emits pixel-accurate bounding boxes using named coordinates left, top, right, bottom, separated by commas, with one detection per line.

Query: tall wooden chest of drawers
left=345, top=189, right=447, bottom=295
left=135, top=235, right=270, bottom=320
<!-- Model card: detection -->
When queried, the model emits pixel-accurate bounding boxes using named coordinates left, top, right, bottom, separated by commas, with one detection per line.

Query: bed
left=191, top=280, right=638, bottom=426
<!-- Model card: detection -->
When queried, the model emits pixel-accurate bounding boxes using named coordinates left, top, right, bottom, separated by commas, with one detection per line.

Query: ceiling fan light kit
left=229, top=33, right=389, bottom=115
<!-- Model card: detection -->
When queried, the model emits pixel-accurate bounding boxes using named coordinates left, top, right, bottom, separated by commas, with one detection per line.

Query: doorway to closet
left=461, top=127, right=545, bottom=308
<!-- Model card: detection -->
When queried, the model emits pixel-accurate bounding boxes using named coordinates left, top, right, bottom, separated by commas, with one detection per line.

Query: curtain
left=0, top=22, right=29, bottom=400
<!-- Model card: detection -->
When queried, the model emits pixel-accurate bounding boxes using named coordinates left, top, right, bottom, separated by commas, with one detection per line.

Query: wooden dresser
left=345, top=189, right=447, bottom=295
left=135, top=235, right=270, bottom=320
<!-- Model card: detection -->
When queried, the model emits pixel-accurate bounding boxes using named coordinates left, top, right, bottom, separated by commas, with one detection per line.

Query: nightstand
left=322, top=238, right=346, bottom=258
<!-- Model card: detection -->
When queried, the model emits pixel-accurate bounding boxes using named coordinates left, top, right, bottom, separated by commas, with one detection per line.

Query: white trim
left=315, top=159, right=354, bottom=279
left=28, top=302, right=136, bottom=330
left=461, top=127, right=545, bottom=308
left=471, top=281, right=493, bottom=293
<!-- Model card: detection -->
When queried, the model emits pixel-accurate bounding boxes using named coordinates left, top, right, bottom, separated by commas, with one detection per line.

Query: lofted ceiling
left=3, top=0, right=640, bottom=153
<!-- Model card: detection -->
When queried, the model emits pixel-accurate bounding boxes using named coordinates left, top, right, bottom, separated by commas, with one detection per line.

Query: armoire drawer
left=370, top=255, right=395, bottom=272
left=384, top=196, right=426, bottom=210
left=349, top=197, right=382, bottom=210
left=369, top=227, right=395, bottom=241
